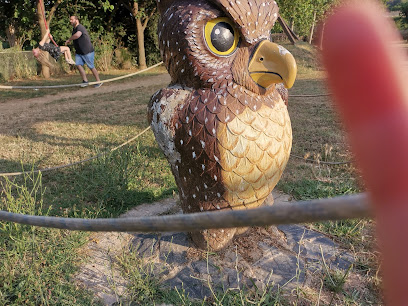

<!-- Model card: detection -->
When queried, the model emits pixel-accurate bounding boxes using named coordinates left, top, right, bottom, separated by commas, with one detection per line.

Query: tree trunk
left=6, top=24, right=16, bottom=47
left=126, top=0, right=154, bottom=70
left=309, top=10, right=317, bottom=45
left=278, top=16, right=297, bottom=45
left=36, top=0, right=50, bottom=78
left=319, top=22, right=325, bottom=50
left=136, top=18, right=147, bottom=69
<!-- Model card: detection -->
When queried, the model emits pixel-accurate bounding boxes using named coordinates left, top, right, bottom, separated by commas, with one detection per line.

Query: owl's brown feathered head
left=158, top=0, right=279, bottom=44
left=157, top=0, right=296, bottom=93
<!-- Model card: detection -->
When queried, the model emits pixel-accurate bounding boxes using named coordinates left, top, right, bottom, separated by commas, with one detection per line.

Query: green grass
left=43, top=139, right=177, bottom=218
left=0, top=173, right=96, bottom=305
left=0, top=134, right=177, bottom=303
left=0, top=76, right=177, bottom=304
left=279, top=179, right=358, bottom=201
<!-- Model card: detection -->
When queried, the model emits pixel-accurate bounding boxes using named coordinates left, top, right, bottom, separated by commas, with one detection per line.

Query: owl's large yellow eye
left=204, top=17, right=239, bottom=56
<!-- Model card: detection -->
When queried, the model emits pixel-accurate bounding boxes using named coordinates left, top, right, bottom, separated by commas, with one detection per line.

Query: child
left=32, top=29, right=76, bottom=65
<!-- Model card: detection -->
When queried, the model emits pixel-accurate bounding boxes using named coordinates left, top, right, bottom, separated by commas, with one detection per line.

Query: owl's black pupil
left=211, top=22, right=235, bottom=52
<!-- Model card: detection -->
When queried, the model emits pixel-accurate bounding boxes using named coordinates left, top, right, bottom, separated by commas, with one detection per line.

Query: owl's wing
left=276, top=83, right=289, bottom=106
left=148, top=87, right=192, bottom=166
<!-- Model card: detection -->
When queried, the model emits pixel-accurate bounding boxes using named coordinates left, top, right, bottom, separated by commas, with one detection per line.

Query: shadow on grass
left=0, top=158, right=36, bottom=175
left=21, top=132, right=122, bottom=153
left=0, top=81, right=164, bottom=157
left=39, top=144, right=177, bottom=219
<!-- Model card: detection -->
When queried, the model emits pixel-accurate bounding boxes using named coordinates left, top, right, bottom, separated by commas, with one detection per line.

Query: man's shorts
left=75, top=52, right=95, bottom=69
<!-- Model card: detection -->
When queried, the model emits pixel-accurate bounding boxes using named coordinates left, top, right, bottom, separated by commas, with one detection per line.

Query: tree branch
left=118, top=0, right=133, bottom=15
left=142, top=7, right=156, bottom=30
left=47, top=0, right=63, bottom=26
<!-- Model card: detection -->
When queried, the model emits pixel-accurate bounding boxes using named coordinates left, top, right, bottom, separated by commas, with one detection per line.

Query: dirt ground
left=0, top=73, right=171, bottom=117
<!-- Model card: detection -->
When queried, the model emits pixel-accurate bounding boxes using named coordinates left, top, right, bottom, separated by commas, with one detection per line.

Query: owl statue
left=148, top=0, right=297, bottom=250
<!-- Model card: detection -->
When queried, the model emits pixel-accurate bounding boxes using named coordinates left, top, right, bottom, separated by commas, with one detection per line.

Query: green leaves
left=275, top=0, right=339, bottom=37
left=100, top=0, right=114, bottom=12
left=400, top=2, right=408, bottom=23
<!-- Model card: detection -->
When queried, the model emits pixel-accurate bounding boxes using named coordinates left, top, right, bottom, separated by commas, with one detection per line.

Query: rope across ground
left=0, top=73, right=171, bottom=113
left=0, top=62, right=165, bottom=89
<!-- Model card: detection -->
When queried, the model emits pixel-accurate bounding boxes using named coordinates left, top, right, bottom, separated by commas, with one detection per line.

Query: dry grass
left=0, top=83, right=161, bottom=172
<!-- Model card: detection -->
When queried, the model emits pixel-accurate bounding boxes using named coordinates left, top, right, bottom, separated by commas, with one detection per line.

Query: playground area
left=0, top=41, right=384, bottom=304
left=1, top=0, right=408, bottom=303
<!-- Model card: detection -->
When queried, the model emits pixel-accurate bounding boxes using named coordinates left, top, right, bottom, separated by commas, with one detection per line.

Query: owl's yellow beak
left=248, top=40, right=297, bottom=89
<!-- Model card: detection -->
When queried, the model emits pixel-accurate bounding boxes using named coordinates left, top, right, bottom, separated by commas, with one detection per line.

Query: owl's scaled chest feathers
left=149, top=85, right=292, bottom=213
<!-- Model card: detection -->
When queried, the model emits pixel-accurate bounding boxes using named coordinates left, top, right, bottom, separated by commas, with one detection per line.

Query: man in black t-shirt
left=65, top=16, right=102, bottom=88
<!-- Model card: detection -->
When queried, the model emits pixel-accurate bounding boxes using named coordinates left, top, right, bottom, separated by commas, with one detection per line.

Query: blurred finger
left=322, top=1, right=408, bottom=304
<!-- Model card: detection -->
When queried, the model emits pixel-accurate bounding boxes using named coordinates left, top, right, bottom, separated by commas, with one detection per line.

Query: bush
left=0, top=49, right=37, bottom=81
left=401, top=2, right=408, bottom=24
left=114, top=48, right=133, bottom=69
left=93, top=33, right=117, bottom=71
